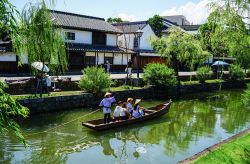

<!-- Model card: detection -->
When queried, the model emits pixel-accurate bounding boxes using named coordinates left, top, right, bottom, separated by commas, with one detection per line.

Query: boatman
left=99, top=92, right=116, bottom=124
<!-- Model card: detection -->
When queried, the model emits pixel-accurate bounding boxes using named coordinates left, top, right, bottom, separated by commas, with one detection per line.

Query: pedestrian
left=106, top=61, right=110, bottom=73
left=99, top=92, right=116, bottom=124
left=127, top=59, right=133, bottom=76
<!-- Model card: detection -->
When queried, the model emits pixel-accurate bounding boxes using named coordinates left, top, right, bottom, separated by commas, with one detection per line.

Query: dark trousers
left=104, top=113, right=111, bottom=124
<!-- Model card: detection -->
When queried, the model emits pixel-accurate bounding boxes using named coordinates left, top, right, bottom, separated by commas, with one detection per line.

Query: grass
left=181, top=79, right=224, bottom=85
left=12, top=86, right=143, bottom=99
left=110, top=85, right=142, bottom=92
left=193, top=133, right=250, bottom=164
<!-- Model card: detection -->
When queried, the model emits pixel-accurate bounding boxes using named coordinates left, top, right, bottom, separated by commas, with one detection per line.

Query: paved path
left=0, top=72, right=197, bottom=82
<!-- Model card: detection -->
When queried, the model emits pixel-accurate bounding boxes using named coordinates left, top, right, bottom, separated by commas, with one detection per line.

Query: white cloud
left=117, top=13, right=137, bottom=22
left=161, top=0, right=214, bottom=24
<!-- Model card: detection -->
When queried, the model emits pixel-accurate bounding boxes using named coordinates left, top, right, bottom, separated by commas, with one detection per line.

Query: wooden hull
left=82, top=100, right=172, bottom=131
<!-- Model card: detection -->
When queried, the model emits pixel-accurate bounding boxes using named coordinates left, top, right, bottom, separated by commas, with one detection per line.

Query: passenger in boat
left=99, top=92, right=116, bottom=124
left=113, top=101, right=123, bottom=122
left=120, top=102, right=131, bottom=120
left=127, top=98, right=134, bottom=115
left=132, top=99, right=145, bottom=118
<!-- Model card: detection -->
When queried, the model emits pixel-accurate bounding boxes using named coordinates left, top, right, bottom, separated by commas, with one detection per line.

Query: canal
left=1, top=89, right=250, bottom=164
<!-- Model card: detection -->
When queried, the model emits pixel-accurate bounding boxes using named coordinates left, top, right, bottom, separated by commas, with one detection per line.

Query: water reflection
left=0, top=90, right=250, bottom=163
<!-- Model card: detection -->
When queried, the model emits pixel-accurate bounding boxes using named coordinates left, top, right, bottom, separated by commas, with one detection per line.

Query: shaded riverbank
left=17, top=79, right=250, bottom=115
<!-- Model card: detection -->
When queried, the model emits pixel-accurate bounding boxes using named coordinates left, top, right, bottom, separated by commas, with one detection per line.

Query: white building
left=0, top=10, right=134, bottom=73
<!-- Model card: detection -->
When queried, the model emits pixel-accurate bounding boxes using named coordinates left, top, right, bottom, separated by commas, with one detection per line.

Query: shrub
left=229, top=64, right=246, bottom=80
left=79, top=66, right=112, bottom=93
left=242, top=83, right=250, bottom=105
left=143, top=63, right=177, bottom=87
left=196, top=66, right=212, bottom=83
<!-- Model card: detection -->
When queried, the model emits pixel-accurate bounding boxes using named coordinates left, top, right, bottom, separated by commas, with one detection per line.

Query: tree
left=200, top=1, right=250, bottom=69
left=12, top=0, right=68, bottom=74
left=150, top=26, right=210, bottom=85
left=107, top=17, right=127, bottom=23
left=0, top=81, right=29, bottom=145
left=0, top=0, right=18, bottom=36
left=148, top=15, right=164, bottom=37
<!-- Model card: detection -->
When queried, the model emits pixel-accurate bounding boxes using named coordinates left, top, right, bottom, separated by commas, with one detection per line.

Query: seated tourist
left=120, top=103, right=131, bottom=120
left=127, top=98, right=134, bottom=115
left=132, top=99, right=145, bottom=119
left=113, top=101, right=123, bottom=122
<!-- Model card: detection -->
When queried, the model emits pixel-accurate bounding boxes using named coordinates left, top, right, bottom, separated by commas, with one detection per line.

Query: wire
left=24, top=108, right=101, bottom=137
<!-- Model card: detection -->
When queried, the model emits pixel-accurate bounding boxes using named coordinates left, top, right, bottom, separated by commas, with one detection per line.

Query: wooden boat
left=82, top=100, right=172, bottom=131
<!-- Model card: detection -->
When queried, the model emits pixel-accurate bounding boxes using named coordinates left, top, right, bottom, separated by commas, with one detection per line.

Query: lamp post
left=134, top=29, right=143, bottom=78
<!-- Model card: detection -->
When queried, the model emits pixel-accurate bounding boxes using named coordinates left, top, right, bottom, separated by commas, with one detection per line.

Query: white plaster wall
left=97, top=53, right=104, bottom=64
left=20, top=55, right=28, bottom=64
left=139, top=53, right=160, bottom=57
left=0, top=53, right=16, bottom=61
left=106, top=34, right=117, bottom=46
left=114, top=53, right=122, bottom=65
left=86, top=52, right=95, bottom=56
left=117, top=24, right=156, bottom=50
left=117, top=34, right=135, bottom=50
left=140, top=24, right=156, bottom=50
left=122, top=54, right=131, bottom=65
left=64, top=29, right=92, bottom=44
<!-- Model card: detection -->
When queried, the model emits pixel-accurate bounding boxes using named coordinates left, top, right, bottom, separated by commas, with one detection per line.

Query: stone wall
left=17, top=79, right=250, bottom=115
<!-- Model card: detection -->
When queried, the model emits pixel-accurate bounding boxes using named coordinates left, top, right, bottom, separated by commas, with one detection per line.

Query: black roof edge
left=48, top=9, right=105, bottom=21
left=162, top=18, right=178, bottom=26
left=112, top=21, right=148, bottom=26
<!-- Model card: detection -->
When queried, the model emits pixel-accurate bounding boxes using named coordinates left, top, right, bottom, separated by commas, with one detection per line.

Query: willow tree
left=200, top=1, right=250, bottom=69
left=150, top=26, right=210, bottom=85
left=12, top=0, right=67, bottom=73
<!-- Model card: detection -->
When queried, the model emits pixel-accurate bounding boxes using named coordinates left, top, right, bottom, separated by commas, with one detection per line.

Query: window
left=104, top=57, right=113, bottom=64
left=65, top=32, right=75, bottom=40
left=85, top=56, right=96, bottom=66
left=134, top=37, right=138, bottom=49
left=92, top=32, right=106, bottom=45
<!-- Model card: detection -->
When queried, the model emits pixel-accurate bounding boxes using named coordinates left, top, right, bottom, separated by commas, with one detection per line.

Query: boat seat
left=145, top=109, right=156, bottom=113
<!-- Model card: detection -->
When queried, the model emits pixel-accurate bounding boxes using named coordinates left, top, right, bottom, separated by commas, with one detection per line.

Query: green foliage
left=79, top=66, right=112, bottom=93
left=200, top=1, right=250, bottom=65
left=12, top=0, right=68, bottom=73
left=150, top=26, right=211, bottom=84
left=229, top=64, right=246, bottom=80
left=242, top=83, right=250, bottom=105
left=196, top=66, right=212, bottom=83
left=107, top=17, right=127, bottom=23
left=148, top=15, right=164, bottom=37
left=0, top=81, right=29, bottom=145
left=143, top=63, right=177, bottom=87
left=194, top=133, right=250, bottom=164
left=0, top=0, right=18, bottom=35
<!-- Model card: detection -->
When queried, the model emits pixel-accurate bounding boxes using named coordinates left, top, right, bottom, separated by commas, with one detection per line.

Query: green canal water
left=1, top=89, right=250, bottom=164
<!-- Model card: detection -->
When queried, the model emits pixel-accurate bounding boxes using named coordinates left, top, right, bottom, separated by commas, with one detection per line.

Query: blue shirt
left=99, top=97, right=116, bottom=114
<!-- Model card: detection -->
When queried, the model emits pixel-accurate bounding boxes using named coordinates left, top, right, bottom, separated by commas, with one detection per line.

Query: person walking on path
left=99, top=92, right=116, bottom=124
left=127, top=59, right=133, bottom=76
left=106, top=61, right=111, bottom=73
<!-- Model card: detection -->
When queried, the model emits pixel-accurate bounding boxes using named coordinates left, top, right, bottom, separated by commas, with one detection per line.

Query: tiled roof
left=180, top=25, right=200, bottom=31
left=66, top=43, right=135, bottom=53
left=49, top=10, right=122, bottom=34
left=162, top=15, right=190, bottom=26
left=112, top=21, right=148, bottom=33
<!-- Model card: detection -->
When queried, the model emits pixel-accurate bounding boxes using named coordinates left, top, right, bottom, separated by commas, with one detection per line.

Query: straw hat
left=135, top=99, right=141, bottom=105
left=127, top=98, right=133, bottom=102
left=104, top=92, right=112, bottom=97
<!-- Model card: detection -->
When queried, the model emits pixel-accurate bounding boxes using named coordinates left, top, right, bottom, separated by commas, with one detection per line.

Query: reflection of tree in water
left=141, top=100, right=217, bottom=156
left=210, top=91, right=250, bottom=133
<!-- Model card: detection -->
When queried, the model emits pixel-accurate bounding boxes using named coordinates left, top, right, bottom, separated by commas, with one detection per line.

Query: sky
left=9, top=0, right=212, bottom=24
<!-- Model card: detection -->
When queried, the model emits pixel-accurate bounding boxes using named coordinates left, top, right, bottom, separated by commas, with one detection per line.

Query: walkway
left=0, top=72, right=197, bottom=82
